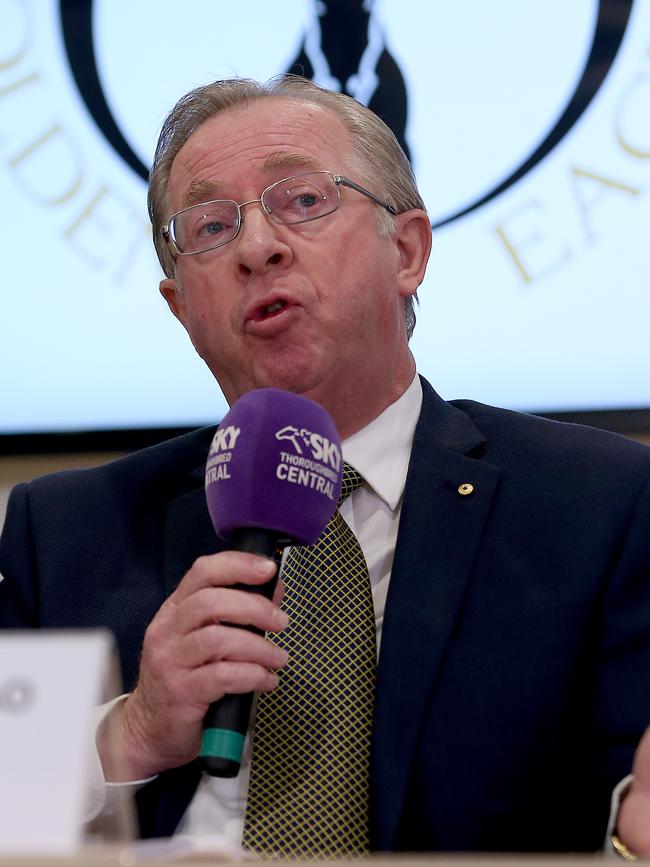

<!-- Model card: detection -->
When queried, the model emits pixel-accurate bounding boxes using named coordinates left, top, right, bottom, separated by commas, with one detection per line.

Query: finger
left=272, top=576, right=285, bottom=607
left=185, top=660, right=281, bottom=702
left=616, top=727, right=650, bottom=855
left=179, top=624, right=289, bottom=670
left=617, top=787, right=650, bottom=856
left=173, top=586, right=289, bottom=635
left=633, top=725, right=650, bottom=789
left=172, top=551, right=277, bottom=603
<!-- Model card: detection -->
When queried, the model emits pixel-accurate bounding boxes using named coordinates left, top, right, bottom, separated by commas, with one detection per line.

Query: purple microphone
left=201, top=388, right=343, bottom=777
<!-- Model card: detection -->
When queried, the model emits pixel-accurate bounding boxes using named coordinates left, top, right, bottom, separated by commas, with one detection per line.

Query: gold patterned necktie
left=242, top=464, right=376, bottom=859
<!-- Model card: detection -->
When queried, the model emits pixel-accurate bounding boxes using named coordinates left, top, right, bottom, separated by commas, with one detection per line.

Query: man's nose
left=234, top=201, right=292, bottom=275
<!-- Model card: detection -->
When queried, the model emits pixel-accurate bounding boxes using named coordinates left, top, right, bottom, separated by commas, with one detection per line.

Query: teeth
left=264, top=301, right=284, bottom=315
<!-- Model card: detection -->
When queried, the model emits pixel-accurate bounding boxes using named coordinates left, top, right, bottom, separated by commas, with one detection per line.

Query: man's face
left=160, top=97, right=429, bottom=435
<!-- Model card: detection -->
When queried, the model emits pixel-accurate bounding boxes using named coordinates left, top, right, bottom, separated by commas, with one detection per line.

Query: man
left=2, top=75, right=650, bottom=857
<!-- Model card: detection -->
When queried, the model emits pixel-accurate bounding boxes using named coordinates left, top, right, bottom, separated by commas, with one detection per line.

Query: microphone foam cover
left=205, top=388, right=343, bottom=545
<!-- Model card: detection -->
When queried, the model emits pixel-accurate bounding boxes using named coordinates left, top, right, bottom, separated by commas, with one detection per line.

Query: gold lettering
left=0, top=70, right=39, bottom=99
left=570, top=166, right=640, bottom=242
left=614, top=72, right=650, bottom=159
left=0, top=0, right=30, bottom=70
left=112, top=221, right=153, bottom=283
left=64, top=185, right=146, bottom=277
left=494, top=199, right=571, bottom=285
left=8, top=123, right=84, bottom=206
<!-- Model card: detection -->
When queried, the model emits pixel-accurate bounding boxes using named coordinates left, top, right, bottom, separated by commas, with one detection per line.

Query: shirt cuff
left=606, top=775, right=634, bottom=859
left=82, top=694, right=157, bottom=824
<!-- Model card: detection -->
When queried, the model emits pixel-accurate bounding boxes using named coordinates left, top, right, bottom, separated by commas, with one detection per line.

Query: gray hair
left=148, top=75, right=426, bottom=337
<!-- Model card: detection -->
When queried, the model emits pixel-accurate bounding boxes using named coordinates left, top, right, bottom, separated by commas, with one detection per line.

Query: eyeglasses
left=161, top=170, right=398, bottom=256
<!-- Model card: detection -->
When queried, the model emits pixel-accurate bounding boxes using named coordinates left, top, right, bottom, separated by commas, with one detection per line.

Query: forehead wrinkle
left=179, top=153, right=323, bottom=211
left=168, top=99, right=352, bottom=212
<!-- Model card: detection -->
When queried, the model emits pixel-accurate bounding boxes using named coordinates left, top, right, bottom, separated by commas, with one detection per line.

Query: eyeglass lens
left=171, top=172, right=340, bottom=254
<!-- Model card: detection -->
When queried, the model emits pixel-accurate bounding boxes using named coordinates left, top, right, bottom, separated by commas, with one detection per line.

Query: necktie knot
left=339, top=462, right=364, bottom=507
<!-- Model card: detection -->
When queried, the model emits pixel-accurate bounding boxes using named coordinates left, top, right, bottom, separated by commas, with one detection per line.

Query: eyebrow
left=183, top=179, right=223, bottom=209
left=181, top=153, right=321, bottom=209
left=262, top=152, right=319, bottom=173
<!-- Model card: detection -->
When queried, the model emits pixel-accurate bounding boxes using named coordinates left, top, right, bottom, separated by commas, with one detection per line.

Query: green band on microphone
left=200, top=728, right=245, bottom=762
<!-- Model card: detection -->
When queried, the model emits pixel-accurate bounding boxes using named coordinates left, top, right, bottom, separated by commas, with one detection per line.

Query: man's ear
left=394, top=209, right=432, bottom=299
left=159, top=277, right=187, bottom=326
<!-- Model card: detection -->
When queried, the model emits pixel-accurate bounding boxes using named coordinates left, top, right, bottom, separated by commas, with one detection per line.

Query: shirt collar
left=342, top=374, right=422, bottom=511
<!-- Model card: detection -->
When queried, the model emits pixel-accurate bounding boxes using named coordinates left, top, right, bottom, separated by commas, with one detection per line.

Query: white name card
left=0, top=630, right=121, bottom=855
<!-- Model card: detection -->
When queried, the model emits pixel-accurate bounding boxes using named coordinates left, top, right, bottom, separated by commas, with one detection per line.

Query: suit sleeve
left=0, top=483, right=40, bottom=628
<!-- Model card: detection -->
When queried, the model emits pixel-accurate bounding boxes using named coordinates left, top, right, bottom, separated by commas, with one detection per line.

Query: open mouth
left=250, top=299, right=289, bottom=322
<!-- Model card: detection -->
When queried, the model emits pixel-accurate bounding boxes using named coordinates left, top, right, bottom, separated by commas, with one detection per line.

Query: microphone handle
left=200, top=528, right=290, bottom=777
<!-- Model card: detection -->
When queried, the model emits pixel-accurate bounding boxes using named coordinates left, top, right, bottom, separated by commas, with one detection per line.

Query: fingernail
left=267, top=672, right=280, bottom=689
left=255, top=558, right=276, bottom=576
left=273, top=608, right=290, bottom=630
left=274, top=647, right=289, bottom=667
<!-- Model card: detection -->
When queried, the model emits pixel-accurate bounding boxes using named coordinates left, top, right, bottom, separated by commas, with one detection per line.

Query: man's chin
left=220, top=365, right=326, bottom=407
left=250, top=354, right=326, bottom=397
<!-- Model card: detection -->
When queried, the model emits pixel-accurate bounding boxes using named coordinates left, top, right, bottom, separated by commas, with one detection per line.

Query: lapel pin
left=457, top=483, right=474, bottom=496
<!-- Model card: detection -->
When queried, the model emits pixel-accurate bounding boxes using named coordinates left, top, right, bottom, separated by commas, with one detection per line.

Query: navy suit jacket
left=2, top=378, right=650, bottom=852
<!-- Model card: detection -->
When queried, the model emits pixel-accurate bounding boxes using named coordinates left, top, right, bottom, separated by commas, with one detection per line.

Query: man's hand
left=97, top=551, right=288, bottom=781
left=616, top=726, right=650, bottom=856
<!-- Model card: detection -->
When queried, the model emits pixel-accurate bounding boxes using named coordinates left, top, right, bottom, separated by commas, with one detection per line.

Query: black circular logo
left=59, top=0, right=633, bottom=228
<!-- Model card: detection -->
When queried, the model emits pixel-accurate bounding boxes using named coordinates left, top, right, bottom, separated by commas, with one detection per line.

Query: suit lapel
left=370, top=380, right=500, bottom=849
